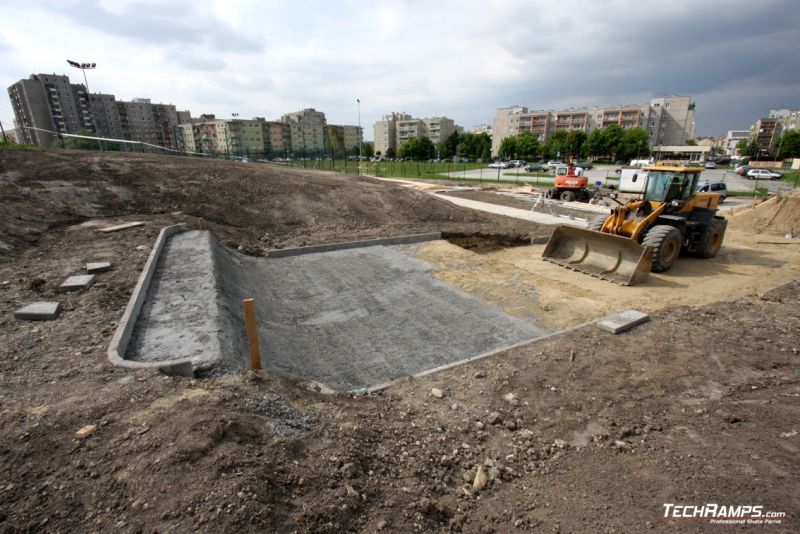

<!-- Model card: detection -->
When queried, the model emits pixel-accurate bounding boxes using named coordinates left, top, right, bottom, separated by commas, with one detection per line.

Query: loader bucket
left=541, top=225, right=652, bottom=286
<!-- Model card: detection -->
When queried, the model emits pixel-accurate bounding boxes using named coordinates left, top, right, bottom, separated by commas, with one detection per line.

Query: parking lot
left=445, top=164, right=796, bottom=193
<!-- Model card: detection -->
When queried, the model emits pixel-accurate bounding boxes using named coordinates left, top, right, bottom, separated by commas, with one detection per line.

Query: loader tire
left=560, top=190, right=576, bottom=202
left=642, top=225, right=682, bottom=273
left=587, top=215, right=607, bottom=232
left=694, top=219, right=726, bottom=258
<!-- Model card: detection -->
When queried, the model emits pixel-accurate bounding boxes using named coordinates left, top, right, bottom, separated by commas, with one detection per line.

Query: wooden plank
left=98, top=221, right=145, bottom=233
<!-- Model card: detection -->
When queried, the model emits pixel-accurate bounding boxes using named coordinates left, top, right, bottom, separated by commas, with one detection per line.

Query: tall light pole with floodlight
left=67, top=60, right=100, bottom=147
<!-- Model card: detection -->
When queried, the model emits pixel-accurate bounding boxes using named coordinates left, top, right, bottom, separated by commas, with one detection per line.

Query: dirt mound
left=728, top=190, right=800, bottom=236
left=0, top=148, right=545, bottom=255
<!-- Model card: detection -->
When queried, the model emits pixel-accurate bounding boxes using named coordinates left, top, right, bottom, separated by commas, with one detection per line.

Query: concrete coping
left=267, top=233, right=442, bottom=258
left=107, top=223, right=196, bottom=377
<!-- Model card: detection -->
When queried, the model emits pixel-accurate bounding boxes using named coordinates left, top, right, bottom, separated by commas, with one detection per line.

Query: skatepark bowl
left=119, top=228, right=546, bottom=392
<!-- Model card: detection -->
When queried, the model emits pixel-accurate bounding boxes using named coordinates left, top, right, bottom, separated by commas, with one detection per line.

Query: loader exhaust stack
left=542, top=225, right=653, bottom=286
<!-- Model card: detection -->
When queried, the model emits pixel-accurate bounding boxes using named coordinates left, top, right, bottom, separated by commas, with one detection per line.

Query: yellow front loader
left=542, top=165, right=727, bottom=285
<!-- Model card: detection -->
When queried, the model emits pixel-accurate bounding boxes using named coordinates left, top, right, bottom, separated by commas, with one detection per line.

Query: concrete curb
left=107, top=223, right=195, bottom=377
left=267, top=233, right=442, bottom=258
left=356, top=318, right=601, bottom=394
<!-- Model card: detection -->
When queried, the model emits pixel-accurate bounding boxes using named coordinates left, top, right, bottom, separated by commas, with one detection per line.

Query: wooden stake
left=243, top=299, right=261, bottom=370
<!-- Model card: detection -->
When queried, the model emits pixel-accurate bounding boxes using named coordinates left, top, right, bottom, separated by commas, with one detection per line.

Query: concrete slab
left=58, top=274, right=96, bottom=292
left=14, top=301, right=61, bottom=321
left=596, top=309, right=650, bottom=334
left=86, top=261, right=113, bottom=274
left=126, top=231, right=545, bottom=391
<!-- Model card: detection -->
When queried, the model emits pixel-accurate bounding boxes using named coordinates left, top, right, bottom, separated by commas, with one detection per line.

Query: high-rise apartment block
left=745, top=109, right=800, bottom=154
left=491, top=96, right=696, bottom=156
left=7, top=73, right=188, bottom=150
left=8, top=73, right=94, bottom=145
left=8, top=73, right=361, bottom=158
left=373, top=112, right=458, bottom=156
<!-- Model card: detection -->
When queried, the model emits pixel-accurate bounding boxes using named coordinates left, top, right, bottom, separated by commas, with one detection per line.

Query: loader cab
left=642, top=167, right=701, bottom=205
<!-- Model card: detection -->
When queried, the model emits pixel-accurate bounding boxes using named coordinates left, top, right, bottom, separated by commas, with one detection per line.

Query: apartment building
left=8, top=73, right=187, bottom=151
left=175, top=123, right=196, bottom=153
left=90, top=93, right=124, bottom=140
left=491, top=96, right=696, bottom=156
left=373, top=112, right=406, bottom=155
left=282, top=108, right=327, bottom=155
left=7, top=73, right=94, bottom=145
left=724, top=130, right=750, bottom=156
left=748, top=109, right=800, bottom=154
left=341, top=125, right=363, bottom=152
left=373, top=112, right=458, bottom=155
left=265, top=121, right=291, bottom=154
left=751, top=117, right=781, bottom=153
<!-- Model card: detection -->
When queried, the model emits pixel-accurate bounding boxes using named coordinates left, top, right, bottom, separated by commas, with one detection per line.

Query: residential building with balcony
left=373, top=112, right=458, bottom=155
left=751, top=117, right=781, bottom=154
left=724, top=130, right=750, bottom=156
left=282, top=108, right=327, bottom=156
left=491, top=96, right=696, bottom=156
left=7, top=73, right=94, bottom=145
left=89, top=93, right=124, bottom=140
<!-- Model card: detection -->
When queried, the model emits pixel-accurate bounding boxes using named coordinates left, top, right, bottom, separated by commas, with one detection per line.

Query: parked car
left=574, top=161, right=593, bottom=170
left=704, top=161, right=717, bottom=169
left=509, top=159, right=527, bottom=167
left=746, top=168, right=783, bottom=180
left=697, top=180, right=727, bottom=202
left=524, top=163, right=546, bottom=172
left=488, top=161, right=512, bottom=169
left=546, top=160, right=565, bottom=170
left=735, top=165, right=751, bottom=176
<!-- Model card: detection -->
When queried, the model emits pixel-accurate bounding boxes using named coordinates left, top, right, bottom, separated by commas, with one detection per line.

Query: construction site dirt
left=0, top=148, right=798, bottom=533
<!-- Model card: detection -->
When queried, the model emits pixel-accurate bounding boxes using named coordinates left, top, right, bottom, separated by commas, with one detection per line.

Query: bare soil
left=0, top=148, right=798, bottom=533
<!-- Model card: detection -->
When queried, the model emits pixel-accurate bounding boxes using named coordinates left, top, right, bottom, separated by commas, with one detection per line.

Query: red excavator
left=545, top=163, right=591, bottom=202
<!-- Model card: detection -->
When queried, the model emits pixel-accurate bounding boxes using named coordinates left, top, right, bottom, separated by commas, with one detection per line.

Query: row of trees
left=394, top=131, right=493, bottom=161
left=736, top=130, right=800, bottom=159
left=498, top=125, right=651, bottom=162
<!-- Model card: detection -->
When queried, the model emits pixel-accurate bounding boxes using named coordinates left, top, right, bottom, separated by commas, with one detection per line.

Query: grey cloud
left=40, top=0, right=264, bottom=53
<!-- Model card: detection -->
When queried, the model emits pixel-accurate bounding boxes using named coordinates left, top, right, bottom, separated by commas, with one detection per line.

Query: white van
left=630, top=158, right=654, bottom=167
left=618, top=168, right=648, bottom=194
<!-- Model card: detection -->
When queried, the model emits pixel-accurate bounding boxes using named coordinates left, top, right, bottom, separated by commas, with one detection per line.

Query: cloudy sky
left=2, top=0, right=799, bottom=139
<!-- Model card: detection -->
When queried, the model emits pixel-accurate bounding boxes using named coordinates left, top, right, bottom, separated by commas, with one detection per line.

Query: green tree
left=361, top=141, right=374, bottom=157
left=515, top=132, right=539, bottom=159
left=584, top=128, right=607, bottom=159
left=399, top=136, right=435, bottom=160
left=456, top=132, right=491, bottom=159
left=565, top=130, right=587, bottom=159
left=776, top=130, right=800, bottom=158
left=618, top=127, right=650, bottom=162
left=686, top=139, right=698, bottom=146
left=440, top=131, right=461, bottom=158
left=541, top=130, right=569, bottom=160
left=602, top=125, right=624, bottom=161
left=737, top=139, right=759, bottom=158
left=498, top=136, right=518, bottom=158
left=385, top=147, right=396, bottom=159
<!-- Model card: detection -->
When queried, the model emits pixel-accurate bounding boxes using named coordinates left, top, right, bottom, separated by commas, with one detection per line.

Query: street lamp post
left=67, top=60, right=101, bottom=149
left=357, top=98, right=363, bottom=176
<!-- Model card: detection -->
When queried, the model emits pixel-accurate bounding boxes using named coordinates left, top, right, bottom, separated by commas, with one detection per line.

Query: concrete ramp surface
left=126, top=231, right=544, bottom=391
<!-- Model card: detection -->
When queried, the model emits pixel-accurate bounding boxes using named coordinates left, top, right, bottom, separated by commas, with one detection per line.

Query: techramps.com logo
left=663, top=503, right=786, bottom=525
